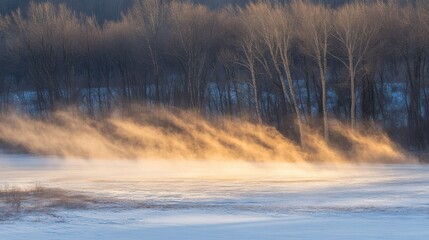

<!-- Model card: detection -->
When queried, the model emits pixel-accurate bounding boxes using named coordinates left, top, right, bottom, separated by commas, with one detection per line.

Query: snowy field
left=1, top=154, right=429, bottom=240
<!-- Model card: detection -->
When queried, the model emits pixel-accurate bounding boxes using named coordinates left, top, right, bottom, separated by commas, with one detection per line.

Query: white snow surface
left=1, top=154, right=429, bottom=240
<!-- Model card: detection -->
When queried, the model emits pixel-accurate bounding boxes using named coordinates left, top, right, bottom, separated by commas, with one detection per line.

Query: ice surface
left=1, top=155, right=429, bottom=240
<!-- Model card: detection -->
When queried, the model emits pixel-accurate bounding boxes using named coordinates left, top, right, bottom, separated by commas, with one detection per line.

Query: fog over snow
left=1, top=155, right=428, bottom=240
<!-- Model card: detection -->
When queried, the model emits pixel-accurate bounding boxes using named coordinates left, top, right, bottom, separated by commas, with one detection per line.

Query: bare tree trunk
left=349, top=52, right=356, bottom=129
left=318, top=60, right=329, bottom=142
left=250, top=65, right=262, bottom=124
left=283, top=57, right=303, bottom=146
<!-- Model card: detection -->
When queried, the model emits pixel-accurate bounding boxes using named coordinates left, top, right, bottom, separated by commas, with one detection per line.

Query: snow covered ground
left=1, top=154, right=429, bottom=240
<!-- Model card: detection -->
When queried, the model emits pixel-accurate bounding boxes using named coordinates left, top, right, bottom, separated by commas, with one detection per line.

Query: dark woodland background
left=0, top=0, right=428, bottom=151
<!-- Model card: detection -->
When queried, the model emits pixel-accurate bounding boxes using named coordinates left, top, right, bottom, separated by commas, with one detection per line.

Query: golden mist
left=0, top=107, right=416, bottom=164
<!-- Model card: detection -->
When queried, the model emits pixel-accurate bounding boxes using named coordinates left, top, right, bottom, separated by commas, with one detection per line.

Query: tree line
left=0, top=0, right=428, bottom=150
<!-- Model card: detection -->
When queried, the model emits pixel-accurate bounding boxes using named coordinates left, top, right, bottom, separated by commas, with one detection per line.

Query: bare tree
left=167, top=1, right=222, bottom=109
left=390, top=0, right=429, bottom=150
left=292, top=0, right=331, bottom=141
left=246, top=1, right=303, bottom=145
left=126, top=0, right=165, bottom=104
left=332, top=2, right=381, bottom=129
left=3, top=3, right=83, bottom=110
left=236, top=6, right=263, bottom=123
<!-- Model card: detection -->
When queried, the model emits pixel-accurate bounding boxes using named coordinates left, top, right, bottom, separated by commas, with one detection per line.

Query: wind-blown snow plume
left=0, top=108, right=415, bottom=163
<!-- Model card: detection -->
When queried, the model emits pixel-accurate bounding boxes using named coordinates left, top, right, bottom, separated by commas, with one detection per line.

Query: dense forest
left=0, top=0, right=428, bottom=151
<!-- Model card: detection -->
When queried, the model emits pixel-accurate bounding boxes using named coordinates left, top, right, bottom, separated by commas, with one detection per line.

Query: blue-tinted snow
left=1, top=155, right=429, bottom=239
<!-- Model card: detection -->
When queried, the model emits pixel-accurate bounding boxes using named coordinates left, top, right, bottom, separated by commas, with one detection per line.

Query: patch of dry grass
left=0, top=184, right=115, bottom=221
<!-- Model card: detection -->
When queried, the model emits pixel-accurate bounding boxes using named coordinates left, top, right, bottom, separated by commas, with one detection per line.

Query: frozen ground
left=1, top=154, right=429, bottom=240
